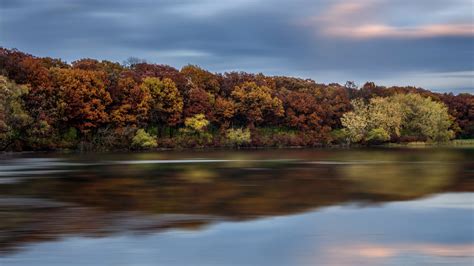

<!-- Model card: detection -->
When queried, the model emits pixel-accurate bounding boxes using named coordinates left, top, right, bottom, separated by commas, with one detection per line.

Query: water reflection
left=0, top=148, right=473, bottom=265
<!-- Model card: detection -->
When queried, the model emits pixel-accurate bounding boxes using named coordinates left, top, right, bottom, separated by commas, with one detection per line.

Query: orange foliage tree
left=50, top=68, right=112, bottom=133
left=231, top=82, right=284, bottom=128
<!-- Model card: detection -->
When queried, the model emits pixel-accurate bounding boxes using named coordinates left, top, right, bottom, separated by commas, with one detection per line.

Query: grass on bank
left=386, top=139, right=474, bottom=148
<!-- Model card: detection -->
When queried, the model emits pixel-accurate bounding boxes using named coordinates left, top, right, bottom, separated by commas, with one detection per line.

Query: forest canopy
left=0, top=48, right=472, bottom=151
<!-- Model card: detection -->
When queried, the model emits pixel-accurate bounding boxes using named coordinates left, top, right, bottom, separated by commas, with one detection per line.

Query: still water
left=0, top=148, right=473, bottom=265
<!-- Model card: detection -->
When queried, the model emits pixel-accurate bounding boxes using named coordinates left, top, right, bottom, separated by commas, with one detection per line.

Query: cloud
left=372, top=71, right=474, bottom=93
left=326, top=23, right=474, bottom=39
left=164, top=0, right=261, bottom=17
left=0, top=0, right=472, bottom=92
left=307, top=0, right=474, bottom=39
left=151, top=49, right=212, bottom=58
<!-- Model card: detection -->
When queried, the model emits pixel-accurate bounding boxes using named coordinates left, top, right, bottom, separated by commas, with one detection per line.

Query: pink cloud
left=326, top=23, right=474, bottom=39
left=304, top=0, right=474, bottom=39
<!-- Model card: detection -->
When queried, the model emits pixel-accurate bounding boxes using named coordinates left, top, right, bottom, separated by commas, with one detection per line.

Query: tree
left=141, top=77, right=183, bottom=129
left=0, top=47, right=469, bottom=150
left=218, top=72, right=275, bottom=97
left=184, top=114, right=210, bottom=134
left=368, top=97, right=403, bottom=137
left=392, top=93, right=454, bottom=142
left=279, top=89, right=324, bottom=131
left=341, top=99, right=370, bottom=143
left=123, top=57, right=147, bottom=68
left=183, top=86, right=213, bottom=120
left=0, top=76, right=32, bottom=150
left=341, top=97, right=402, bottom=143
left=366, top=128, right=390, bottom=143
left=441, top=93, right=474, bottom=138
left=132, top=63, right=187, bottom=92
left=341, top=94, right=454, bottom=143
left=231, top=82, right=283, bottom=128
left=50, top=68, right=112, bottom=133
left=213, top=96, right=236, bottom=129
left=181, top=65, right=220, bottom=94
left=311, top=84, right=351, bottom=129
left=110, top=77, right=150, bottom=127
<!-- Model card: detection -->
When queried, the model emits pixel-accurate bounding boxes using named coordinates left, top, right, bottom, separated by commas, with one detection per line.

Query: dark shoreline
left=1, top=140, right=473, bottom=156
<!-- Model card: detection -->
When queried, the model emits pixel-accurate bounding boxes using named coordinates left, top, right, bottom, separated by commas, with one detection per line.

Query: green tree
left=392, top=93, right=454, bottom=142
left=366, top=128, right=390, bottom=143
left=369, top=97, right=403, bottom=137
left=341, top=99, right=370, bottom=142
left=341, top=94, right=454, bottom=143
left=0, top=76, right=32, bottom=150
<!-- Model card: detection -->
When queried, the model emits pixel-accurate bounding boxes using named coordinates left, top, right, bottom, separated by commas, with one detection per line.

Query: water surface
left=0, top=148, right=473, bottom=265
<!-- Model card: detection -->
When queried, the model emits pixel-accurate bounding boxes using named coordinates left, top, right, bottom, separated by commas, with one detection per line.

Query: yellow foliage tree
left=231, top=82, right=283, bottom=127
left=141, top=77, right=183, bottom=127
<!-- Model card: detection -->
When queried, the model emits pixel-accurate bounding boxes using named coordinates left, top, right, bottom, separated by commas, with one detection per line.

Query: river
left=0, top=148, right=473, bottom=265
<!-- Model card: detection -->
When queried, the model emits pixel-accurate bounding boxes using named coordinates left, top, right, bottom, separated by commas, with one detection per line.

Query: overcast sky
left=1, top=0, right=473, bottom=93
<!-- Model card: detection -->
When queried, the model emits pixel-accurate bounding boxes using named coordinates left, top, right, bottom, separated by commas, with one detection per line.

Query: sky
left=0, top=0, right=473, bottom=93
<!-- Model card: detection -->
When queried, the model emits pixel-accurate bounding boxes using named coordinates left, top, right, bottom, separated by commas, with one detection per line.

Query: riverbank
left=2, top=139, right=473, bottom=155
left=385, top=139, right=474, bottom=148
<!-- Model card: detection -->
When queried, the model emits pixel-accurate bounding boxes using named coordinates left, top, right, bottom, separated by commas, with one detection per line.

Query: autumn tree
left=279, top=89, right=324, bottom=131
left=181, top=65, right=220, bottom=94
left=218, top=72, right=276, bottom=97
left=441, top=93, right=474, bottom=138
left=312, top=85, right=351, bottom=129
left=213, top=96, right=236, bottom=130
left=72, top=59, right=103, bottom=71
left=0, top=47, right=470, bottom=150
left=141, top=77, right=183, bottom=133
left=183, top=114, right=210, bottom=135
left=231, top=82, right=283, bottom=128
left=132, top=63, right=187, bottom=93
left=183, top=86, right=213, bottom=120
left=110, top=77, right=150, bottom=127
left=50, top=68, right=112, bottom=133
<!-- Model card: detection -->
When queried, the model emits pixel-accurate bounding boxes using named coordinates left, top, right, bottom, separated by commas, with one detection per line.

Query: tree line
left=0, top=48, right=472, bottom=150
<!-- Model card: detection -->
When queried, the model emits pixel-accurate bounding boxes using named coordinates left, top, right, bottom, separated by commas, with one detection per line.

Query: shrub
left=226, top=128, right=251, bottom=147
left=174, top=132, right=213, bottom=148
left=132, top=129, right=157, bottom=149
left=184, top=114, right=209, bottom=133
left=366, top=128, right=390, bottom=144
left=330, top=129, right=349, bottom=144
left=85, top=126, right=137, bottom=151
